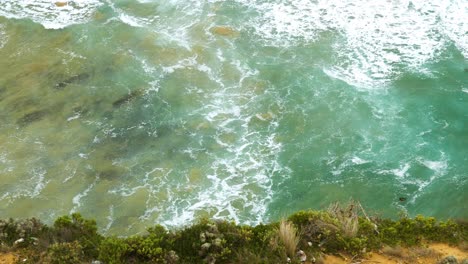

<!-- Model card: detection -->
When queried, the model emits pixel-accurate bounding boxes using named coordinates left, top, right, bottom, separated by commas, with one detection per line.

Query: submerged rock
left=112, top=89, right=144, bottom=108
left=55, top=73, right=90, bottom=89
left=211, top=26, right=238, bottom=37
left=17, top=110, right=48, bottom=126
left=55, top=2, right=68, bottom=7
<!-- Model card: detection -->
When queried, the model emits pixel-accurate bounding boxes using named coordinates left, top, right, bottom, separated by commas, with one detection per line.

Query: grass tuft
left=327, top=200, right=359, bottom=237
left=278, top=220, right=300, bottom=258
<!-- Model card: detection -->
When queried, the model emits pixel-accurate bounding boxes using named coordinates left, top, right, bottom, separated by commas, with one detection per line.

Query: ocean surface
left=0, top=0, right=467, bottom=235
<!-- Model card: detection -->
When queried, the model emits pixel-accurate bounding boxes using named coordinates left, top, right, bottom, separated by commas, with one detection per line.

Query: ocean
left=0, top=0, right=466, bottom=235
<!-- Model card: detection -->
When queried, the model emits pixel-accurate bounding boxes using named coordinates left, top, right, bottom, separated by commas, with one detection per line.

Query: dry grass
left=278, top=220, right=301, bottom=257
left=327, top=200, right=359, bottom=237
left=382, top=246, right=406, bottom=258
left=314, top=255, right=326, bottom=264
left=410, top=247, right=440, bottom=259
left=233, top=248, right=263, bottom=264
left=382, top=246, right=440, bottom=262
left=460, top=242, right=468, bottom=252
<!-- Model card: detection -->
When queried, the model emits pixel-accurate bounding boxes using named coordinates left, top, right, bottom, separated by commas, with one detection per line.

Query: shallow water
left=0, top=0, right=467, bottom=235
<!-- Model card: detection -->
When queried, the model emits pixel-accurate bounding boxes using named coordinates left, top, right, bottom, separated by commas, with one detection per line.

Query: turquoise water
left=0, top=0, right=467, bottom=235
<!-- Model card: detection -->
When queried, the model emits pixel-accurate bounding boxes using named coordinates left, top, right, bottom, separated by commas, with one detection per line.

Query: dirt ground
left=321, top=243, right=468, bottom=264
left=0, top=253, right=16, bottom=264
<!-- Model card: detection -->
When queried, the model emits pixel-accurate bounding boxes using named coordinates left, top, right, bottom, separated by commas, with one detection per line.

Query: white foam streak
left=418, top=158, right=448, bottom=175
left=377, top=153, right=449, bottom=204
left=0, top=0, right=102, bottom=29
left=103, top=205, right=114, bottom=233
left=437, top=0, right=468, bottom=57
left=0, top=168, right=49, bottom=204
left=71, top=176, right=99, bottom=213
left=30, top=168, right=48, bottom=197
left=0, top=24, right=8, bottom=49
left=382, top=163, right=411, bottom=178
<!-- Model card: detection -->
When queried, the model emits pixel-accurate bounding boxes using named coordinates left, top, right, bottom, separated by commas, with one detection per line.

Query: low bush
left=0, top=208, right=465, bottom=263
left=45, top=241, right=84, bottom=264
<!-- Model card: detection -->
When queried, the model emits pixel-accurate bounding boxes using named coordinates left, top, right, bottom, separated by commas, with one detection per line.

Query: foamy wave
left=0, top=24, right=8, bottom=49
left=236, top=0, right=466, bottom=87
left=0, top=168, right=49, bottom=204
left=378, top=163, right=411, bottom=179
left=106, top=50, right=287, bottom=227
left=0, top=0, right=102, bottom=29
left=437, top=0, right=468, bottom=58
left=71, top=177, right=98, bottom=213
left=377, top=153, right=448, bottom=204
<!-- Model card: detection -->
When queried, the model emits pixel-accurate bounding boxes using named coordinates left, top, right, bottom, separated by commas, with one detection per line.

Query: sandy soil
left=0, top=253, right=16, bottom=264
left=320, top=243, right=468, bottom=264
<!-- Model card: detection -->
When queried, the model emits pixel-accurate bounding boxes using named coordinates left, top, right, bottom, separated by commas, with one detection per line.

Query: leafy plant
left=278, top=220, right=300, bottom=258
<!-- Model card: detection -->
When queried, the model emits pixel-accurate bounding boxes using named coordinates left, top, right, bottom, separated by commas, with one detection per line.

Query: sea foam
left=0, top=0, right=102, bottom=29
left=234, top=0, right=467, bottom=87
left=0, top=24, right=8, bottom=49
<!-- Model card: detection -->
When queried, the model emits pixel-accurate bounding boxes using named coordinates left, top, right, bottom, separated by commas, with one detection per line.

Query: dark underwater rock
left=0, top=86, right=6, bottom=101
left=112, top=89, right=144, bottom=108
left=55, top=73, right=90, bottom=89
left=17, top=110, right=48, bottom=126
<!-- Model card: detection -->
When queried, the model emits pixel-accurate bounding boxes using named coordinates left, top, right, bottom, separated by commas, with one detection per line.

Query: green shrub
left=0, top=218, right=47, bottom=247
left=45, top=241, right=84, bottom=264
left=0, top=208, right=467, bottom=263
left=98, top=237, right=129, bottom=264
left=53, top=213, right=102, bottom=258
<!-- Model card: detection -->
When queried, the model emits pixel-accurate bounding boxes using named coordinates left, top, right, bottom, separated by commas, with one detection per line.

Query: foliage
left=52, top=213, right=103, bottom=258
left=327, top=201, right=359, bottom=237
left=98, top=237, right=129, bottom=264
left=278, top=220, right=300, bottom=257
left=0, top=218, right=47, bottom=247
left=0, top=209, right=465, bottom=263
left=44, top=241, right=84, bottom=264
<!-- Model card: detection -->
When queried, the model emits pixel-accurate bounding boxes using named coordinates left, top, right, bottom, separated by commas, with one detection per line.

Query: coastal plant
left=135, top=233, right=165, bottom=261
left=233, top=248, right=263, bottom=264
left=0, top=218, right=47, bottom=247
left=327, top=200, right=359, bottom=237
left=53, top=213, right=102, bottom=258
left=0, top=208, right=467, bottom=264
left=170, top=218, right=212, bottom=262
left=250, top=223, right=277, bottom=250
left=98, top=237, right=129, bottom=264
left=278, top=220, right=300, bottom=258
left=288, top=210, right=341, bottom=252
left=45, top=241, right=84, bottom=264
